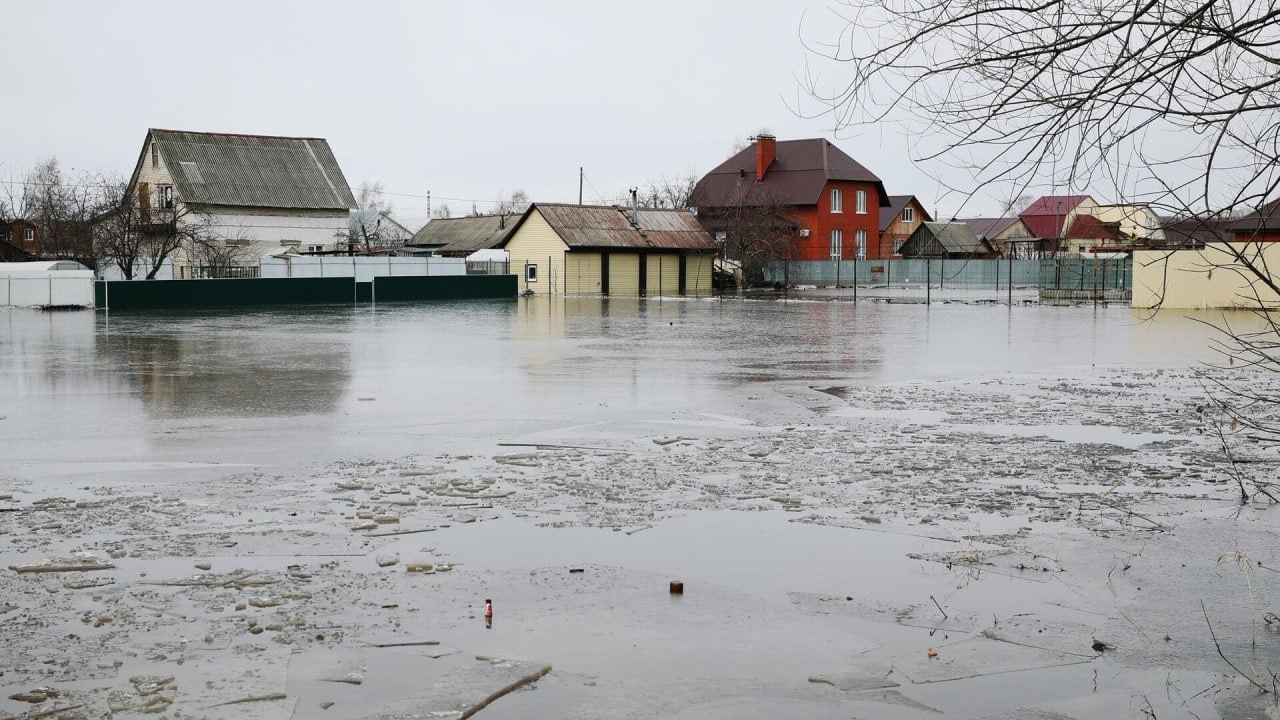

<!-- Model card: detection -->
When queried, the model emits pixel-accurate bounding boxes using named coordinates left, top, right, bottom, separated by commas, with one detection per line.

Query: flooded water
left=2, top=297, right=1277, bottom=719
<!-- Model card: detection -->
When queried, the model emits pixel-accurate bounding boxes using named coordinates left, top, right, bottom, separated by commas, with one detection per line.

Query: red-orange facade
left=781, top=180, right=884, bottom=261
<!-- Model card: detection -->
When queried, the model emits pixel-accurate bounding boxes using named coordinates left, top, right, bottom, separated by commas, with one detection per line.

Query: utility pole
left=426, top=191, right=431, bottom=218
left=579, top=167, right=584, bottom=206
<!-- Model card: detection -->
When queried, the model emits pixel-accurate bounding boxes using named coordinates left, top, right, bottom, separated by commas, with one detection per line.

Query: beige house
left=118, top=129, right=357, bottom=278
left=1087, top=204, right=1165, bottom=245
left=501, top=203, right=718, bottom=297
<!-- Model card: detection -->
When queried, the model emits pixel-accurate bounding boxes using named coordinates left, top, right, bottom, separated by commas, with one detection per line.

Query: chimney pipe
left=755, top=134, right=776, bottom=181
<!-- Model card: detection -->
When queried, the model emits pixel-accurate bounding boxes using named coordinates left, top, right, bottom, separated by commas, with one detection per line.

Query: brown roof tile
left=507, top=204, right=718, bottom=252
left=690, top=138, right=889, bottom=209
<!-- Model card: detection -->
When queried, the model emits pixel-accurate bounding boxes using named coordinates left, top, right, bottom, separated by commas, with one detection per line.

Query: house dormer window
left=831, top=188, right=843, bottom=213
left=856, top=190, right=867, bottom=214
left=151, top=144, right=158, bottom=168
left=158, top=185, right=174, bottom=209
left=902, top=206, right=914, bottom=223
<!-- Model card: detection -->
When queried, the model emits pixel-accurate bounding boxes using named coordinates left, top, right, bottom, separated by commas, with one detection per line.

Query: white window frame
left=23, top=228, right=34, bottom=241
left=307, top=244, right=325, bottom=254
left=856, top=190, right=867, bottom=214
left=901, top=206, right=914, bottom=223
left=525, top=263, right=539, bottom=283
left=830, top=188, right=843, bottom=214
left=830, top=229, right=843, bottom=259
left=893, top=239, right=904, bottom=255
left=856, top=230, right=867, bottom=259
left=158, top=184, right=174, bottom=209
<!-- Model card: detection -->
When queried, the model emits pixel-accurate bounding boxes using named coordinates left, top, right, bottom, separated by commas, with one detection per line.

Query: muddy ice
left=1, top=299, right=1278, bottom=719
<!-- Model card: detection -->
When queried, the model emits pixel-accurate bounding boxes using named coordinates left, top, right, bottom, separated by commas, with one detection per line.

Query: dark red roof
left=1065, top=214, right=1122, bottom=241
left=690, top=138, right=889, bottom=209
left=1019, top=195, right=1093, bottom=237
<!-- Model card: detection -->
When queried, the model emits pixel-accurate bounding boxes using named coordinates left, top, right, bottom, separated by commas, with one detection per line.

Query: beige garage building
left=501, top=203, right=717, bottom=297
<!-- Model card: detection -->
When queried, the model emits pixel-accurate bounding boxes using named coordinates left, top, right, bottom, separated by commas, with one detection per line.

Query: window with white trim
left=307, top=244, right=325, bottom=253
left=856, top=230, right=867, bottom=259
left=831, top=188, right=843, bottom=213
left=525, top=263, right=538, bottom=283
left=23, top=228, right=34, bottom=242
left=157, top=184, right=174, bottom=209
left=901, top=206, right=914, bottom=223
left=830, top=229, right=843, bottom=259
left=856, top=190, right=867, bottom=214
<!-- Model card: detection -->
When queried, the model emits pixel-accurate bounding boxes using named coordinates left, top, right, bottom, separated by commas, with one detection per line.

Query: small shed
left=501, top=203, right=718, bottom=296
left=407, top=215, right=520, bottom=257
left=0, top=261, right=95, bottom=308
left=898, top=222, right=998, bottom=259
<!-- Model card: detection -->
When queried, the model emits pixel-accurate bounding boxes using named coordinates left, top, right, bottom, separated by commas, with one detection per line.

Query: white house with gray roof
left=123, top=128, right=357, bottom=277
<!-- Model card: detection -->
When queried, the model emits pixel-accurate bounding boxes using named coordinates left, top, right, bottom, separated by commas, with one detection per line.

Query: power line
left=0, top=178, right=518, bottom=207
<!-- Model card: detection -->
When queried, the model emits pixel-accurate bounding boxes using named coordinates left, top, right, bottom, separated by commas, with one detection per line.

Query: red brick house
left=4, top=219, right=40, bottom=255
left=1227, top=197, right=1280, bottom=242
left=690, top=135, right=890, bottom=263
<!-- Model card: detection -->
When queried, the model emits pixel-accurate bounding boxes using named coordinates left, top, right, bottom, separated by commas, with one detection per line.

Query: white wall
left=98, top=258, right=174, bottom=281
left=0, top=271, right=95, bottom=308
left=210, top=211, right=348, bottom=250
left=259, top=255, right=465, bottom=281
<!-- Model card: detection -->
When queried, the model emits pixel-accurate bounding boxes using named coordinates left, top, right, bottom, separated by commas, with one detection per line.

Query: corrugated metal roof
left=512, top=204, right=717, bottom=251
left=410, top=214, right=520, bottom=253
left=150, top=129, right=357, bottom=211
left=690, top=138, right=890, bottom=209
left=901, top=222, right=992, bottom=256
left=958, top=217, right=1024, bottom=240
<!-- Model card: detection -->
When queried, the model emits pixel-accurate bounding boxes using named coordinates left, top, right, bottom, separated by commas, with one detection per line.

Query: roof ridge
left=150, top=128, right=330, bottom=141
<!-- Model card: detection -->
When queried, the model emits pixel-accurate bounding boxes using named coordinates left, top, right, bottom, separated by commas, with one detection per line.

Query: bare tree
left=343, top=180, right=411, bottom=254
left=95, top=177, right=217, bottom=280
left=639, top=172, right=700, bottom=210
left=694, top=183, right=797, bottom=286
left=800, top=0, right=1280, bottom=415
left=798, top=1, right=1280, bottom=697
left=188, top=228, right=254, bottom=278
left=800, top=1, right=1280, bottom=220
left=9, top=158, right=98, bottom=268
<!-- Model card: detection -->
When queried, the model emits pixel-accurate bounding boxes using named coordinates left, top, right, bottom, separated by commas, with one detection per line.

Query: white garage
left=0, top=261, right=96, bottom=309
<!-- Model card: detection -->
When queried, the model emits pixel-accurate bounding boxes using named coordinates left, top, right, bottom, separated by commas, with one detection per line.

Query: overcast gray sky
left=2, top=0, right=986, bottom=227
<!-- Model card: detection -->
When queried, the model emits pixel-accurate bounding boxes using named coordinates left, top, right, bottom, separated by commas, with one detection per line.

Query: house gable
left=127, top=129, right=357, bottom=213
left=691, top=138, right=890, bottom=209
left=1019, top=195, right=1097, bottom=237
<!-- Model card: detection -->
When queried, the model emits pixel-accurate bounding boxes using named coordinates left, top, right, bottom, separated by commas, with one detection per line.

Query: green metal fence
left=373, top=274, right=517, bottom=302
left=762, top=257, right=1133, bottom=303
left=96, top=275, right=517, bottom=310
left=96, top=277, right=355, bottom=310
left=777, top=258, right=1042, bottom=288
